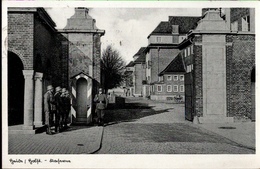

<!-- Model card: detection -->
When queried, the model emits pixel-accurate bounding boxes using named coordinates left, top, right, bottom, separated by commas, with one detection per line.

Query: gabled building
left=132, top=47, right=146, bottom=97
left=180, top=8, right=255, bottom=123
left=124, top=61, right=135, bottom=96
left=150, top=53, right=186, bottom=101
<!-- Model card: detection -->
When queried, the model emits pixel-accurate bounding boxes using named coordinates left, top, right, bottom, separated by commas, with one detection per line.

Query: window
left=180, top=75, right=184, bottom=81
left=184, top=49, right=187, bottom=57
left=180, top=85, right=185, bottom=92
left=242, top=15, right=250, bottom=31
left=231, top=21, right=238, bottom=31
left=167, top=85, right=172, bottom=92
left=191, top=45, right=194, bottom=54
left=173, top=85, right=178, bottom=92
left=157, top=85, right=162, bottom=92
left=167, top=75, right=172, bottom=81
left=173, top=75, right=178, bottom=81
left=187, top=47, right=190, bottom=56
left=156, top=37, right=162, bottom=42
left=173, top=36, right=179, bottom=44
left=159, top=76, right=164, bottom=82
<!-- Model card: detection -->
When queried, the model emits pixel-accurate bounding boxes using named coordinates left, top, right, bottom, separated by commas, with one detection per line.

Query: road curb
left=90, top=126, right=104, bottom=154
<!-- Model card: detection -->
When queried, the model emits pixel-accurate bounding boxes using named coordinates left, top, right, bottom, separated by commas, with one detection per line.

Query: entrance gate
left=185, top=73, right=194, bottom=121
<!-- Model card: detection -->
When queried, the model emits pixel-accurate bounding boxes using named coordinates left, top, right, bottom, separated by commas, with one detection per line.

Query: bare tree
left=101, top=45, right=126, bottom=93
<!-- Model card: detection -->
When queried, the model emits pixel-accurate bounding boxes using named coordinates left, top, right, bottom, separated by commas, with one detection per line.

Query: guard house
left=60, top=8, right=105, bottom=124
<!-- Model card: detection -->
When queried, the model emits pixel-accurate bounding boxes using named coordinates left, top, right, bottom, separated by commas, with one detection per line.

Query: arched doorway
left=76, top=78, right=89, bottom=123
left=8, top=51, right=24, bottom=126
left=251, top=67, right=255, bottom=121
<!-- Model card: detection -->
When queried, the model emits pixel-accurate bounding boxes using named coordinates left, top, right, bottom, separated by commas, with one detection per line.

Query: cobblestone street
left=98, top=97, right=255, bottom=154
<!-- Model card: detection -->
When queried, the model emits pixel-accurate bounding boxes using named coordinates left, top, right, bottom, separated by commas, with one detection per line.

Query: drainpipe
left=157, top=47, right=160, bottom=81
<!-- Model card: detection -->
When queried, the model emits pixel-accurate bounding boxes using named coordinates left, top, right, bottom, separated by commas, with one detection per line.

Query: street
left=97, top=97, right=254, bottom=154
left=8, top=97, right=255, bottom=154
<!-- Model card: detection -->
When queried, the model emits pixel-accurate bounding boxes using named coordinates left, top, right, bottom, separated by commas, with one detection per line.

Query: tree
left=101, top=45, right=126, bottom=93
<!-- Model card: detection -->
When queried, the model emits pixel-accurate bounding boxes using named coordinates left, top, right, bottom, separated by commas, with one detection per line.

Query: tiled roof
left=159, top=52, right=186, bottom=75
left=133, top=47, right=146, bottom=63
left=126, top=61, right=134, bottom=67
left=150, top=21, right=172, bottom=34
left=169, top=16, right=201, bottom=34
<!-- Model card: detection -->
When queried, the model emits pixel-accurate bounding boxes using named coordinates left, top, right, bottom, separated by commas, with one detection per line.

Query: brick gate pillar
left=22, top=70, right=35, bottom=130
left=34, top=72, right=43, bottom=127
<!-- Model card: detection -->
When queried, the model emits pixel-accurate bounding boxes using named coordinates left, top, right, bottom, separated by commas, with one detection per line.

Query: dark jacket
left=94, top=93, right=108, bottom=110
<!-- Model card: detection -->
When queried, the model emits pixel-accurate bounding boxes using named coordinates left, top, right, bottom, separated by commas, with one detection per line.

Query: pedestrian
left=54, top=86, right=62, bottom=133
left=94, top=88, right=108, bottom=126
left=44, top=85, right=55, bottom=135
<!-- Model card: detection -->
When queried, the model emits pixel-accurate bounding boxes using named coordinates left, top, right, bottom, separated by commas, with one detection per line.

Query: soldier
left=94, top=88, right=108, bottom=126
left=63, top=90, right=71, bottom=128
left=54, top=86, right=62, bottom=133
left=60, top=88, right=68, bottom=129
left=44, top=85, right=55, bottom=135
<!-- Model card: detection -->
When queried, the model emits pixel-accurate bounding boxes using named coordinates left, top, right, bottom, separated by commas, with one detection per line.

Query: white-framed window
left=184, top=49, right=187, bottom=57
left=173, top=75, right=178, bottom=81
left=242, top=15, right=250, bottom=31
left=180, top=75, right=184, bottom=81
left=167, top=85, right=172, bottom=92
left=187, top=47, right=190, bottom=56
left=167, top=75, right=172, bottom=81
left=173, top=85, right=178, bottom=92
left=157, top=85, right=162, bottom=92
left=159, top=76, right=164, bottom=82
left=180, top=85, right=185, bottom=92
left=156, top=37, right=162, bottom=42
left=231, top=21, right=238, bottom=31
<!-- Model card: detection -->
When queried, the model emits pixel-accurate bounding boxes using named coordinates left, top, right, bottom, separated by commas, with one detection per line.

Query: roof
left=169, top=16, right=201, bottom=34
left=133, top=47, right=146, bottom=64
left=150, top=21, right=172, bottom=34
left=70, top=71, right=93, bottom=79
left=126, top=61, right=134, bottom=67
left=159, top=52, right=186, bottom=76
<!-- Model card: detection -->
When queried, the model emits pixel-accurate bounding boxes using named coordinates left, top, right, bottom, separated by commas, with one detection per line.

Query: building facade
left=7, top=7, right=104, bottom=133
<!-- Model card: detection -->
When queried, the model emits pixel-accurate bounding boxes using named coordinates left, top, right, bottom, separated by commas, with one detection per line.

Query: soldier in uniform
left=44, top=85, right=55, bottom=135
left=94, top=88, right=108, bottom=126
left=63, top=90, right=71, bottom=128
left=54, top=86, right=62, bottom=133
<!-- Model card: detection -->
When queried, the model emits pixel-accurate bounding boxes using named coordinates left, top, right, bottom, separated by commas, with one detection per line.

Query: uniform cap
left=62, top=88, right=66, bottom=93
left=47, top=85, right=53, bottom=91
left=55, top=86, right=61, bottom=92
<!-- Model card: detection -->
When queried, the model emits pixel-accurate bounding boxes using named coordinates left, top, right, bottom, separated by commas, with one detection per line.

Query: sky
left=45, top=8, right=202, bottom=63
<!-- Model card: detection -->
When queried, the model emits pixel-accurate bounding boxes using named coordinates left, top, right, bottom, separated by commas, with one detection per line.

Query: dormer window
left=172, top=25, right=179, bottom=34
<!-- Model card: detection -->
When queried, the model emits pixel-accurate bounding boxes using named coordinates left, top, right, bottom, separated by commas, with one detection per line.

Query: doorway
left=8, top=51, right=24, bottom=126
left=76, top=78, right=89, bottom=122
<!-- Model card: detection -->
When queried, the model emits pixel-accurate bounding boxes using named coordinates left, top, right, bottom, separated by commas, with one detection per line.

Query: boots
left=46, top=125, right=52, bottom=135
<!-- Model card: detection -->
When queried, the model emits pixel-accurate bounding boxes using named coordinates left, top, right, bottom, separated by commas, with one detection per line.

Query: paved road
left=96, top=97, right=254, bottom=154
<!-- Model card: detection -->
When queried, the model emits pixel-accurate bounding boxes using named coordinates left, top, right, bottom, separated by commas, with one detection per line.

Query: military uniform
left=44, top=85, right=55, bottom=135
left=54, top=87, right=63, bottom=132
left=94, top=91, right=108, bottom=126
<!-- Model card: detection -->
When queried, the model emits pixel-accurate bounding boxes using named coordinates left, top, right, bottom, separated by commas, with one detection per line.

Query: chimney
left=224, top=8, right=231, bottom=30
left=75, top=7, right=89, bottom=18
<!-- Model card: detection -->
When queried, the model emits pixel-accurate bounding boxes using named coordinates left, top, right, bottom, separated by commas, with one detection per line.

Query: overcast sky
left=45, top=8, right=202, bottom=63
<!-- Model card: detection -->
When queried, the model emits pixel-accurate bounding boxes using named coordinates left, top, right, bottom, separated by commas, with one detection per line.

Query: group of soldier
left=44, top=85, right=71, bottom=135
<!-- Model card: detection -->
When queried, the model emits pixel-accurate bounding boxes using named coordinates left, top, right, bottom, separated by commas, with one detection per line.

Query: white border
left=2, top=1, right=260, bottom=168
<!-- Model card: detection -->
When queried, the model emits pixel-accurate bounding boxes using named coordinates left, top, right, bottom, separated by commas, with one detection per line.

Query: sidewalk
left=8, top=125, right=104, bottom=154
left=193, top=122, right=255, bottom=150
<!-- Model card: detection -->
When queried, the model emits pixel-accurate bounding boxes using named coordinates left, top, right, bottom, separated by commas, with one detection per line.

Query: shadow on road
left=104, top=102, right=174, bottom=126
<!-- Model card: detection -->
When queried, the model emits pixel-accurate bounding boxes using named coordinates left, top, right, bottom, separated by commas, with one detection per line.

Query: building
left=132, top=47, right=146, bottom=97
left=124, top=61, right=135, bottom=96
left=150, top=53, right=186, bottom=101
left=7, top=7, right=104, bottom=133
left=180, top=8, right=255, bottom=122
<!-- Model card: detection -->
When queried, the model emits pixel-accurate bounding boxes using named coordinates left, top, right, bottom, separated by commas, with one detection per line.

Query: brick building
left=151, top=53, right=186, bottom=101
left=180, top=8, right=255, bottom=122
left=7, top=7, right=104, bottom=133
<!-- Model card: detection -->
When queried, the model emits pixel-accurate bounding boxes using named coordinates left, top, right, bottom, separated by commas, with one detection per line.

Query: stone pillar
left=34, top=72, right=43, bottom=127
left=22, top=70, right=35, bottom=130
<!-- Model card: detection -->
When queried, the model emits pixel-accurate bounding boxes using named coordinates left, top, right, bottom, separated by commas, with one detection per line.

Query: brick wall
left=193, top=35, right=203, bottom=117
left=226, top=34, right=255, bottom=119
left=150, top=48, right=180, bottom=83
left=93, top=34, right=101, bottom=84
left=8, top=13, right=34, bottom=70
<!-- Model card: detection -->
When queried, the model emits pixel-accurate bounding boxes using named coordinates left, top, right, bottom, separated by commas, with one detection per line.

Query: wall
left=226, top=34, right=255, bottom=120
left=8, top=13, right=34, bottom=70
left=148, top=35, right=174, bottom=44
left=134, top=63, right=146, bottom=95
